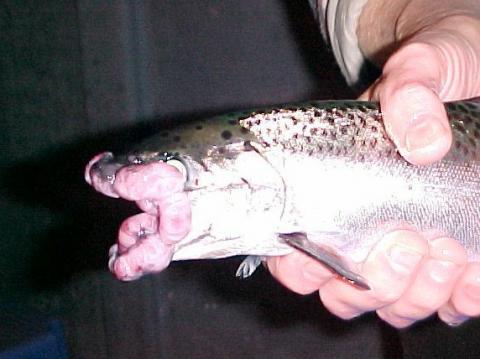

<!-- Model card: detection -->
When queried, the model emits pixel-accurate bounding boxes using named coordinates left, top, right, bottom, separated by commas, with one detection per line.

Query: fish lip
left=86, top=150, right=194, bottom=197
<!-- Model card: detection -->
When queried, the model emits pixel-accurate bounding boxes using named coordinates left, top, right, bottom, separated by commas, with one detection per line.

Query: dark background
left=1, top=1, right=479, bottom=358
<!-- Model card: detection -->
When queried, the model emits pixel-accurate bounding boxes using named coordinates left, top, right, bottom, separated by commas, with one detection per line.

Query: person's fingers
left=318, top=230, right=427, bottom=320
left=437, top=302, right=471, bottom=327
left=267, top=251, right=334, bottom=295
left=113, top=162, right=185, bottom=201
left=366, top=43, right=452, bottom=165
left=438, top=262, right=480, bottom=325
left=376, top=237, right=467, bottom=328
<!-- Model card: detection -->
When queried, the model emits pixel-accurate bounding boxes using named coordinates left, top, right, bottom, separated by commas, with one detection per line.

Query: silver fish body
left=89, top=98, right=480, bottom=275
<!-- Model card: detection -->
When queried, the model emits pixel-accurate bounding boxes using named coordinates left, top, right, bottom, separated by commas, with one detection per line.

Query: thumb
left=360, top=43, right=452, bottom=165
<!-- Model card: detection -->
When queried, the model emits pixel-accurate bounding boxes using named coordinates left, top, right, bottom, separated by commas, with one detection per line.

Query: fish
left=86, top=97, right=480, bottom=290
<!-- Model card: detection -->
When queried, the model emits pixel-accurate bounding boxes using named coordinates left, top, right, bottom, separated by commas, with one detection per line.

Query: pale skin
left=103, top=0, right=480, bottom=328
left=269, top=0, right=480, bottom=327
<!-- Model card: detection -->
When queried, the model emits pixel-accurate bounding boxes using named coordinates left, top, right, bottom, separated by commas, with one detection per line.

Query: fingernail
left=388, top=244, right=423, bottom=274
left=405, top=114, right=447, bottom=153
left=438, top=304, right=469, bottom=327
left=428, top=259, right=459, bottom=283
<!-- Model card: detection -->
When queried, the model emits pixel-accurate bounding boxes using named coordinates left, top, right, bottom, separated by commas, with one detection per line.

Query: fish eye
left=166, top=158, right=188, bottom=180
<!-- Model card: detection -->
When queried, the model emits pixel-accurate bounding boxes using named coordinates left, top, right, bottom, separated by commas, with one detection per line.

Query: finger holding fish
left=266, top=251, right=334, bottom=295
left=438, top=262, right=480, bottom=326
left=375, top=236, right=467, bottom=328
left=317, top=230, right=427, bottom=320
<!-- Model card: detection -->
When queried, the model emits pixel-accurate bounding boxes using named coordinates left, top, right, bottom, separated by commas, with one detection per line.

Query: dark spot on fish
left=173, top=135, right=181, bottom=142
left=310, top=128, right=318, bottom=136
left=314, top=110, right=322, bottom=117
left=347, top=113, right=354, bottom=121
left=218, top=147, right=226, bottom=154
left=321, top=129, right=328, bottom=137
left=306, top=136, right=312, bottom=144
left=361, top=140, right=367, bottom=147
left=318, top=145, right=323, bottom=152
left=370, top=138, right=378, bottom=148
left=221, top=130, right=232, bottom=140
left=196, top=125, right=203, bottom=130
left=456, top=122, right=466, bottom=132
left=328, top=117, right=335, bottom=126
left=468, top=137, right=476, bottom=147
left=463, top=115, right=473, bottom=125
left=371, top=126, right=378, bottom=133
left=292, top=117, right=299, bottom=125
left=255, top=119, right=261, bottom=125
left=293, top=133, right=298, bottom=139
left=330, top=132, right=337, bottom=140
left=340, top=126, right=348, bottom=135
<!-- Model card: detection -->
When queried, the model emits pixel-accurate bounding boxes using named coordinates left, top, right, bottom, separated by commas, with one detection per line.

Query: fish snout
left=85, top=152, right=125, bottom=198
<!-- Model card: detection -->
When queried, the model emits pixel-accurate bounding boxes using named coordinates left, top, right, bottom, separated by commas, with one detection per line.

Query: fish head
left=85, top=115, right=265, bottom=197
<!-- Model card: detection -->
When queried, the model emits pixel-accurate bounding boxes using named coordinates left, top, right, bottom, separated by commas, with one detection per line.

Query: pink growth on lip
left=109, top=212, right=175, bottom=281
left=84, top=158, right=192, bottom=281
left=113, top=162, right=185, bottom=201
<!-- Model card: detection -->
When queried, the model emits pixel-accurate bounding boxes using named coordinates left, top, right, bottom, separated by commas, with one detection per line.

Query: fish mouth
left=85, top=152, right=123, bottom=198
left=85, top=151, right=190, bottom=198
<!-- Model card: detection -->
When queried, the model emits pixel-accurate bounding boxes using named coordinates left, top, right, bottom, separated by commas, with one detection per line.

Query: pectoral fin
left=236, top=255, right=263, bottom=278
left=279, top=232, right=370, bottom=290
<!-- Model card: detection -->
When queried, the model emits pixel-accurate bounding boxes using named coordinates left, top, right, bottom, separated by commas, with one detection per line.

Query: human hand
left=268, top=15, right=480, bottom=328
left=86, top=154, right=191, bottom=281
